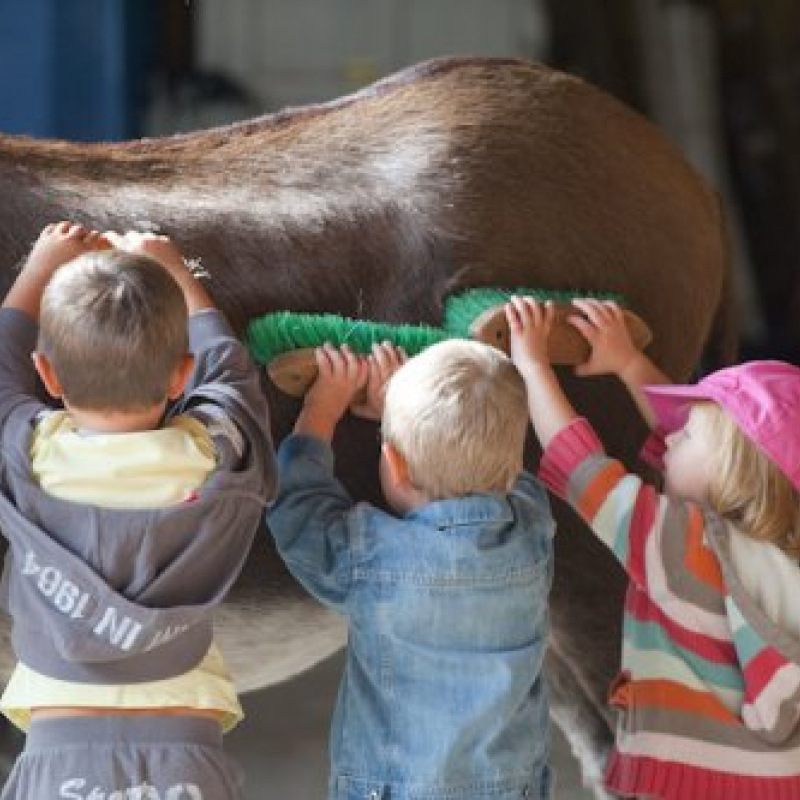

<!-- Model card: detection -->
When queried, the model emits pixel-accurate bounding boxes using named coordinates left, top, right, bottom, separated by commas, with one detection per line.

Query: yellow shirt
left=30, top=410, right=218, bottom=507
left=0, top=410, right=244, bottom=732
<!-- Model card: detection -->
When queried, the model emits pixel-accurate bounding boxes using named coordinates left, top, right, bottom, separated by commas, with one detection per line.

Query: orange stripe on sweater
left=611, top=678, right=736, bottom=724
left=578, top=461, right=627, bottom=521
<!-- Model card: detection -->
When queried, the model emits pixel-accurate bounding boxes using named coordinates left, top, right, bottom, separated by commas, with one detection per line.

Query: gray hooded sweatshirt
left=0, top=307, right=275, bottom=683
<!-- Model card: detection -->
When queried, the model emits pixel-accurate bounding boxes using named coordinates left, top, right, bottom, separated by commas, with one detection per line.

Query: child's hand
left=103, top=230, right=185, bottom=273
left=568, top=299, right=641, bottom=378
left=103, top=229, right=214, bottom=313
left=569, top=298, right=672, bottom=429
left=350, top=341, right=408, bottom=421
left=25, top=221, right=107, bottom=279
left=296, top=344, right=368, bottom=440
left=505, top=296, right=577, bottom=447
left=505, top=296, right=556, bottom=378
left=3, top=221, right=109, bottom=315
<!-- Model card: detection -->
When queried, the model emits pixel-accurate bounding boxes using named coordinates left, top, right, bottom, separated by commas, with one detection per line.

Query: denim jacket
left=267, top=434, right=555, bottom=800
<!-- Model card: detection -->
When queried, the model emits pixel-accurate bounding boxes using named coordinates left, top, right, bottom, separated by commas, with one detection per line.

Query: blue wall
left=0, top=0, right=158, bottom=140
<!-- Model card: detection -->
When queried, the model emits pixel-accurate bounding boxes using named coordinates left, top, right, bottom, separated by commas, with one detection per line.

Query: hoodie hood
left=707, top=518, right=800, bottom=744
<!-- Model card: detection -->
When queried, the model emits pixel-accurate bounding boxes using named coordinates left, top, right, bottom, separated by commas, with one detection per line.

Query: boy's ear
left=167, top=353, right=195, bottom=400
left=32, top=352, right=63, bottom=400
left=382, top=441, right=412, bottom=489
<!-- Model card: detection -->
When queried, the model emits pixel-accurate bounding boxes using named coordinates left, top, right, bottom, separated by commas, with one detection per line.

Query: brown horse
left=0, top=56, right=734, bottom=795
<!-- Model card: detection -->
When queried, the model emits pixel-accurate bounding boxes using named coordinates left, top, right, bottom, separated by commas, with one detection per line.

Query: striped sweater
left=539, top=418, right=800, bottom=800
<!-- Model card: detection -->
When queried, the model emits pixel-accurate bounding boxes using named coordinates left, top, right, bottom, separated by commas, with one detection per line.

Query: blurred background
left=1, top=1, right=799, bottom=797
left=1, top=0, right=799, bottom=359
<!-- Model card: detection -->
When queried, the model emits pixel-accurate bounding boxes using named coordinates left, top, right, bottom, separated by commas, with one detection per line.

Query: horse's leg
left=546, top=647, right=615, bottom=800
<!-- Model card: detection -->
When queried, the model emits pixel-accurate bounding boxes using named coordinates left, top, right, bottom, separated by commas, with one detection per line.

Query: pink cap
left=643, top=361, right=800, bottom=491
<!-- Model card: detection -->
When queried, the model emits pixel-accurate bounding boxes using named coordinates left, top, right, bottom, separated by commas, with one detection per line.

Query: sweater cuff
left=639, top=429, right=667, bottom=470
left=538, top=418, right=604, bottom=496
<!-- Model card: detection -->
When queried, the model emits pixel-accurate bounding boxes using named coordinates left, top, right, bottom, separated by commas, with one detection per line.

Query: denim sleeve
left=510, top=472, right=553, bottom=525
left=266, top=433, right=355, bottom=612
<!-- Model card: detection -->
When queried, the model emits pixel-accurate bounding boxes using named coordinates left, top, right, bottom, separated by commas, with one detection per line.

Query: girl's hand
left=505, top=296, right=556, bottom=378
left=505, top=295, right=576, bottom=448
left=350, top=341, right=408, bottom=421
left=568, top=299, right=640, bottom=378
left=300, top=344, right=368, bottom=435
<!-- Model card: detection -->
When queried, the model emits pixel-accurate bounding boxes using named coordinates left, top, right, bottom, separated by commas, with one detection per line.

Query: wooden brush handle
left=469, top=304, right=652, bottom=363
left=267, top=348, right=370, bottom=401
left=267, top=348, right=320, bottom=397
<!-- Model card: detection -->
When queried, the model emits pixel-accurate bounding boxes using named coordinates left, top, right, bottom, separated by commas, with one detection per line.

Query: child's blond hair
left=382, top=339, right=528, bottom=500
left=696, top=402, right=800, bottom=560
left=37, top=250, right=188, bottom=412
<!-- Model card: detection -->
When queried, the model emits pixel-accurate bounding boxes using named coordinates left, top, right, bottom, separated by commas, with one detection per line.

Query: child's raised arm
left=3, top=222, right=107, bottom=317
left=294, top=344, right=368, bottom=442
left=568, top=299, right=670, bottom=429
left=505, top=296, right=578, bottom=448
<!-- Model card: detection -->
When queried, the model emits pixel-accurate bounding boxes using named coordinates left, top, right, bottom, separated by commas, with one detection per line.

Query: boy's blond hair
left=697, top=402, right=800, bottom=560
left=382, top=339, right=528, bottom=500
left=37, top=250, right=188, bottom=412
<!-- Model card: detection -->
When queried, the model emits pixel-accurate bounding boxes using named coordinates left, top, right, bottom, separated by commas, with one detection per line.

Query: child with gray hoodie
left=0, top=222, right=275, bottom=799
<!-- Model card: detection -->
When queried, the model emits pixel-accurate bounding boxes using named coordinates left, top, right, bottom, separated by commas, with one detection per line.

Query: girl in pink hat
left=506, top=296, right=800, bottom=800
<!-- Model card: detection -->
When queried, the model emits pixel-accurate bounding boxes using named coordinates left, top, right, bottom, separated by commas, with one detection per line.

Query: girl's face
left=662, top=404, right=715, bottom=503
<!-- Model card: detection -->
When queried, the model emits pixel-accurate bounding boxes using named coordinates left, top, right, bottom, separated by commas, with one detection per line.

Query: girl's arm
left=539, top=416, right=680, bottom=589
left=505, top=297, right=578, bottom=447
left=506, top=296, right=688, bottom=593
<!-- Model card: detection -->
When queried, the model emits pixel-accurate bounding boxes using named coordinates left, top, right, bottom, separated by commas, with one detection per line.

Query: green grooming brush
left=247, top=289, right=652, bottom=397
left=443, top=288, right=624, bottom=338
left=446, top=288, right=651, bottom=362
left=248, top=311, right=449, bottom=397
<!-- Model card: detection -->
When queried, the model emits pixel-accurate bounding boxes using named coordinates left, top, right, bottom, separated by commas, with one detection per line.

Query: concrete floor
left=227, top=650, right=595, bottom=799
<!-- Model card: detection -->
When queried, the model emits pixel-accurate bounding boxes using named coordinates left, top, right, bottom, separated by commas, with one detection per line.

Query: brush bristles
left=247, top=311, right=448, bottom=364
left=443, top=288, right=625, bottom=338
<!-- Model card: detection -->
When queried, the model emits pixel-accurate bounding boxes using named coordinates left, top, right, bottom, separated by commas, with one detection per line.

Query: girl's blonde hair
left=696, top=402, right=800, bottom=560
left=382, top=340, right=528, bottom=500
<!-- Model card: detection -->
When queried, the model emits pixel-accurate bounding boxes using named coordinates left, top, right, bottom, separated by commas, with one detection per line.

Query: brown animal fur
left=0, top=57, right=735, bottom=792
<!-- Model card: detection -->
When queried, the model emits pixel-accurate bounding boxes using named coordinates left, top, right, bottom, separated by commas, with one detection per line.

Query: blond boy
left=268, top=338, right=556, bottom=800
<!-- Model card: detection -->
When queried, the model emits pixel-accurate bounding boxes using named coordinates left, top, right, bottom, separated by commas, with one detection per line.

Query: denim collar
left=405, top=493, right=515, bottom=529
